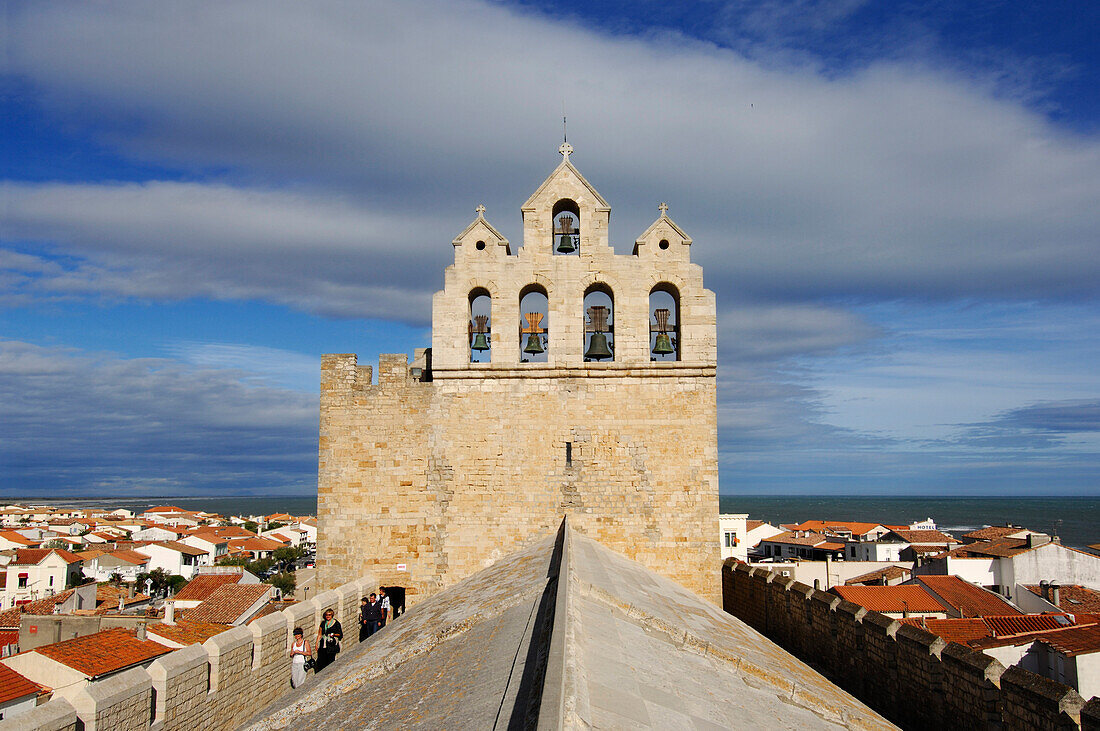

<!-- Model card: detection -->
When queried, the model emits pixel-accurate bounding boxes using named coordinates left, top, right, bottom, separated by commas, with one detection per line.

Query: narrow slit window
left=565, top=442, right=572, bottom=467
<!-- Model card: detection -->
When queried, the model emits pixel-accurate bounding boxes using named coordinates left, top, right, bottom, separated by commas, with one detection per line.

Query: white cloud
left=2, top=0, right=1098, bottom=311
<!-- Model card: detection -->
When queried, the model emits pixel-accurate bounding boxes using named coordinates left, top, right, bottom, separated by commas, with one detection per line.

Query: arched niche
left=583, top=283, right=614, bottom=362
left=519, top=284, right=549, bottom=362
left=649, top=283, right=679, bottom=361
left=469, top=288, right=491, bottom=363
left=552, top=199, right=580, bottom=256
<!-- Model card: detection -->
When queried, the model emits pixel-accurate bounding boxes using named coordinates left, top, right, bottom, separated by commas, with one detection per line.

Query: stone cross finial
left=559, top=142, right=573, bottom=161
left=475, top=204, right=486, bottom=216
left=658, top=202, right=669, bottom=215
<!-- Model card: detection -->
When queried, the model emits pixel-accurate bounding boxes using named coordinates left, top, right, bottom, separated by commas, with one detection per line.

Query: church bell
left=471, top=333, right=490, bottom=351
left=652, top=333, right=674, bottom=356
left=584, top=332, right=612, bottom=361
left=556, top=234, right=576, bottom=253
left=523, top=334, right=545, bottom=354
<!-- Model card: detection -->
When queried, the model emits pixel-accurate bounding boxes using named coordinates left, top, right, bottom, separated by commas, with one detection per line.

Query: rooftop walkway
left=246, top=519, right=895, bottom=730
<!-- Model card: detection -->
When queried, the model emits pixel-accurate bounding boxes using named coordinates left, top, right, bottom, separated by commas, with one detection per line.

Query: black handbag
left=304, top=658, right=315, bottom=671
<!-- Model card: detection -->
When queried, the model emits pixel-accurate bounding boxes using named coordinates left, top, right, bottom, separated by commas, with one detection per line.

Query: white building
left=179, top=532, right=229, bottom=564
left=718, top=514, right=784, bottom=561
left=135, top=541, right=207, bottom=579
left=3, top=549, right=84, bottom=609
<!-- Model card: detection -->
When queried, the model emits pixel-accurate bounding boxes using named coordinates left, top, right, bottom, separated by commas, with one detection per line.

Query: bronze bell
left=652, top=333, right=674, bottom=355
left=556, top=233, right=576, bottom=253
left=471, top=333, right=490, bottom=351
left=523, top=334, right=544, bottom=354
left=584, top=332, right=612, bottom=360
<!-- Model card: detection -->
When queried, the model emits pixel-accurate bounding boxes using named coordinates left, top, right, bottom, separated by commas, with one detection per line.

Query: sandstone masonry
left=318, top=147, right=720, bottom=604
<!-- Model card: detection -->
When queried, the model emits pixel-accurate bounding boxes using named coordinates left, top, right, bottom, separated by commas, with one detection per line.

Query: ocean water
left=12, top=494, right=1098, bottom=550
left=719, top=495, right=1100, bottom=549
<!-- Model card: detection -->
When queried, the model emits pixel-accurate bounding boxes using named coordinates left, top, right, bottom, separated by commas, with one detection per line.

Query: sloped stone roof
left=246, top=520, right=895, bottom=730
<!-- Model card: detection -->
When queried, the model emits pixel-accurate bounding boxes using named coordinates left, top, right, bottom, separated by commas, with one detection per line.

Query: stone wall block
left=60, top=666, right=152, bottom=731
left=999, top=665, right=1085, bottom=731
left=895, top=623, right=947, bottom=730
left=1080, top=698, right=1100, bottom=731
left=0, top=697, right=79, bottom=731
left=941, top=642, right=1005, bottom=730
left=148, top=643, right=208, bottom=731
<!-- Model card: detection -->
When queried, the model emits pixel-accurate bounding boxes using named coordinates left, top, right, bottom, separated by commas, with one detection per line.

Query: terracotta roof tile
left=0, top=530, right=35, bottom=546
left=184, top=583, right=271, bottom=624
left=21, top=587, right=81, bottom=615
left=831, top=585, right=949, bottom=614
left=1035, top=624, right=1100, bottom=656
left=147, top=619, right=231, bottom=646
left=0, top=663, right=45, bottom=703
left=143, top=540, right=207, bottom=556
left=983, top=613, right=1080, bottom=638
left=845, top=566, right=912, bottom=585
left=0, top=607, right=22, bottom=629
left=173, top=572, right=245, bottom=602
left=962, top=526, right=1027, bottom=541
left=745, top=520, right=766, bottom=531
left=95, top=584, right=151, bottom=608
left=787, top=520, right=886, bottom=536
left=914, top=576, right=1023, bottom=617
left=889, top=530, right=959, bottom=544
left=227, top=537, right=286, bottom=551
left=107, top=549, right=152, bottom=565
left=12, top=548, right=82, bottom=565
left=919, top=617, right=994, bottom=645
left=945, top=537, right=1034, bottom=558
left=0, top=630, right=19, bottom=648
left=1023, top=584, right=1100, bottom=613
left=763, top=531, right=830, bottom=546
left=34, top=627, right=171, bottom=677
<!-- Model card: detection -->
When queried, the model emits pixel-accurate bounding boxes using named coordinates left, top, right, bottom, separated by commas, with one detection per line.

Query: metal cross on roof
left=559, top=142, right=573, bottom=160
left=658, top=202, right=669, bottom=215
left=475, top=204, right=486, bottom=216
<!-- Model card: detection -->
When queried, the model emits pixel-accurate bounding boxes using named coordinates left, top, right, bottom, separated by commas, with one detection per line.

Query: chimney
left=1026, top=533, right=1051, bottom=548
left=136, top=622, right=146, bottom=641
left=1051, top=582, right=1060, bottom=607
left=164, top=600, right=175, bottom=625
left=1040, top=580, right=1049, bottom=601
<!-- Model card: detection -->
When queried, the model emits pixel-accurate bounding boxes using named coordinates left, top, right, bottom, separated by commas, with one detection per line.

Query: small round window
left=475, top=240, right=486, bottom=251
left=659, top=239, right=670, bottom=250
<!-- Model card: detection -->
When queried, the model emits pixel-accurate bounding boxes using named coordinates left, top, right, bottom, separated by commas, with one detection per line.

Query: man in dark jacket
left=360, top=593, right=383, bottom=640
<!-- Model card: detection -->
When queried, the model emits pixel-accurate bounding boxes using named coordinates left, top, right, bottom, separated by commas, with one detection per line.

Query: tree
left=267, top=521, right=287, bottom=531
left=267, top=571, right=296, bottom=597
left=43, top=539, right=67, bottom=549
left=243, top=520, right=259, bottom=534
left=108, top=572, right=123, bottom=586
left=135, top=568, right=177, bottom=595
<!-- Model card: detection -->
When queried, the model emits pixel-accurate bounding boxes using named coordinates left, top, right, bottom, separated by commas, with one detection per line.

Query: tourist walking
left=290, top=627, right=312, bottom=688
left=378, top=587, right=391, bottom=627
left=315, top=609, right=343, bottom=672
left=361, top=593, right=383, bottom=640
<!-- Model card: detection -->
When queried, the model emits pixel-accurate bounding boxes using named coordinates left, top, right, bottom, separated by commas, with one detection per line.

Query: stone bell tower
left=318, top=144, right=720, bottom=604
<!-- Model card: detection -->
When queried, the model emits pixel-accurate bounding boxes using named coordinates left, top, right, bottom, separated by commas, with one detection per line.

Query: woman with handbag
left=315, top=609, right=343, bottom=672
left=290, top=627, right=312, bottom=688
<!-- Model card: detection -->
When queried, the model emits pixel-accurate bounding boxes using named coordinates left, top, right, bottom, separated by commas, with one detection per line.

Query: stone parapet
left=3, top=573, right=374, bottom=731
left=722, top=561, right=1091, bottom=730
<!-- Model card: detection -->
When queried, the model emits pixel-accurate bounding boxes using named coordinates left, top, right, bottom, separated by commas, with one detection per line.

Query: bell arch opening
left=583, top=283, right=614, bottom=362
left=469, top=288, right=491, bottom=363
left=649, top=283, right=679, bottom=361
left=552, top=199, right=580, bottom=256
left=519, top=284, right=549, bottom=362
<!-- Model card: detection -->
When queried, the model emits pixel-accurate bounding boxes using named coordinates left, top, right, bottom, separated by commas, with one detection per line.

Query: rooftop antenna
left=559, top=101, right=573, bottom=161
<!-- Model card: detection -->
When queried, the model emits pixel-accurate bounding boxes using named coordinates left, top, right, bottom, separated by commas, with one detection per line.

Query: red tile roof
left=96, top=584, right=151, bottom=609
left=147, top=619, right=230, bottom=646
left=983, top=613, right=1080, bottom=638
left=34, top=627, right=171, bottom=678
left=0, top=630, right=19, bottom=648
left=962, top=526, right=1028, bottom=541
left=1023, top=584, right=1100, bottom=613
left=945, top=537, right=1034, bottom=558
left=145, top=506, right=186, bottom=513
left=143, top=540, right=207, bottom=556
left=107, top=549, right=152, bottom=565
left=0, top=663, right=45, bottom=703
left=845, top=566, right=912, bottom=585
left=914, top=576, right=1022, bottom=617
left=0, top=607, right=22, bottom=629
left=20, top=587, right=81, bottom=615
left=889, top=530, right=959, bottom=544
left=173, top=572, right=245, bottom=602
left=831, top=585, right=949, bottom=614
left=227, top=536, right=286, bottom=551
left=1035, top=624, right=1100, bottom=657
left=786, top=520, right=888, bottom=536
left=919, top=618, right=994, bottom=645
left=745, top=520, right=766, bottom=531
left=0, top=530, right=35, bottom=546
left=184, top=583, right=271, bottom=624
left=763, top=531, right=830, bottom=546
left=12, top=548, right=83, bottom=565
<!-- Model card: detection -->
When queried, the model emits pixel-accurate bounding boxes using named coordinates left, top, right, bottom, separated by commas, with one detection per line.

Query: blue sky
left=1, top=0, right=1098, bottom=497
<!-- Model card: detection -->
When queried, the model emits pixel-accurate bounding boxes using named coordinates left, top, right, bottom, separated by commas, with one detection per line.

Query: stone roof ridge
left=521, top=156, right=611, bottom=212
left=451, top=208, right=510, bottom=250
left=633, top=206, right=692, bottom=248
left=246, top=518, right=894, bottom=730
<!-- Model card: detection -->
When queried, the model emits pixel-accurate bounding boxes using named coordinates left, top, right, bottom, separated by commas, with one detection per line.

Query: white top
left=380, top=596, right=391, bottom=611
left=292, top=638, right=308, bottom=664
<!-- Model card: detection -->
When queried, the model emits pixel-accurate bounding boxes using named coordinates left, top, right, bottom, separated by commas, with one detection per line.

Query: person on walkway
left=315, top=609, right=342, bottom=672
left=378, top=587, right=391, bottom=627
left=361, top=593, right=383, bottom=640
left=358, top=596, right=371, bottom=642
left=290, top=627, right=312, bottom=688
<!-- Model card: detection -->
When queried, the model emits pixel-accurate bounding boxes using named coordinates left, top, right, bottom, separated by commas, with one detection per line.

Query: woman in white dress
left=290, top=626, right=312, bottom=688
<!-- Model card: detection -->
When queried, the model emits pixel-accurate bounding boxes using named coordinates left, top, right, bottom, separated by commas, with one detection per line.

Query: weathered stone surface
left=318, top=154, right=720, bottom=606
left=247, top=520, right=895, bottom=730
